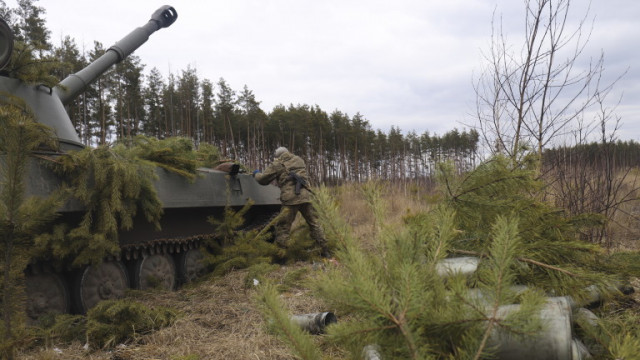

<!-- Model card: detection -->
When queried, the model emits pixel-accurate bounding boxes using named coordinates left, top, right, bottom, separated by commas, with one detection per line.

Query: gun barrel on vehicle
left=56, top=5, right=177, bottom=105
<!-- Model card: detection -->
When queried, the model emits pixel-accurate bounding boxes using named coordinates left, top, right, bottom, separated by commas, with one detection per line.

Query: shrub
left=86, top=299, right=177, bottom=349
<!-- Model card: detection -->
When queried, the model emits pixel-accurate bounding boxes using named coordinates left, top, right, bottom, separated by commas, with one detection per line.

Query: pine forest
left=2, top=0, right=479, bottom=185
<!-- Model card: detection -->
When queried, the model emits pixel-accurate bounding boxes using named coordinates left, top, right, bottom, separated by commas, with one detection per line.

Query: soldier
left=253, top=147, right=331, bottom=258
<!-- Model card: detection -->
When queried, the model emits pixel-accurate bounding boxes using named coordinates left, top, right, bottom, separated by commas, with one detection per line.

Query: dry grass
left=543, top=167, right=640, bottom=250
left=609, top=197, right=640, bottom=251
left=333, top=182, right=432, bottom=247
left=18, top=182, right=432, bottom=360
left=19, top=263, right=337, bottom=360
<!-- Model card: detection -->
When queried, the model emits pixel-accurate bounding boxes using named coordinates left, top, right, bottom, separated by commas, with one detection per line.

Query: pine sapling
left=255, top=282, right=322, bottom=360
left=0, top=104, right=64, bottom=359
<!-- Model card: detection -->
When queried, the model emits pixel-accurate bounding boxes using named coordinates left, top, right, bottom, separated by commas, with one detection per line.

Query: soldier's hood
left=278, top=151, right=293, bottom=160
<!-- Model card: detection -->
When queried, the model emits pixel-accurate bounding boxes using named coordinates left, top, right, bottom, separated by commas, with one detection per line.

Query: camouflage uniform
left=254, top=150, right=328, bottom=254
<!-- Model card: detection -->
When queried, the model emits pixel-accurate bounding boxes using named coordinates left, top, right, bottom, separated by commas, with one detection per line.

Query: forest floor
left=18, top=267, right=640, bottom=360
left=20, top=263, right=336, bottom=360
left=17, top=184, right=640, bottom=360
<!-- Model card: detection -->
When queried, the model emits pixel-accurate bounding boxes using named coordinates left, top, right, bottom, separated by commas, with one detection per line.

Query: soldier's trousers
left=275, top=202, right=327, bottom=249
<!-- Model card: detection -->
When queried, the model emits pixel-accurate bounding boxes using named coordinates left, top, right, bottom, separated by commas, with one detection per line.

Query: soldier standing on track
left=253, top=147, right=331, bottom=258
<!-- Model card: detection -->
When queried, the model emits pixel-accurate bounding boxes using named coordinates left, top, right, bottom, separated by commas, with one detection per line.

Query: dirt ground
left=18, top=261, right=340, bottom=360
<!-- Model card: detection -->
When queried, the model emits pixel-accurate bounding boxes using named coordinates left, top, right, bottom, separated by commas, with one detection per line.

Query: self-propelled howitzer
left=0, top=7, right=281, bottom=320
left=1, top=6, right=177, bottom=151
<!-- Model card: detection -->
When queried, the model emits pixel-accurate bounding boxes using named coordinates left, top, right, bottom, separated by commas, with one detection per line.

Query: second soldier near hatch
left=253, top=147, right=331, bottom=258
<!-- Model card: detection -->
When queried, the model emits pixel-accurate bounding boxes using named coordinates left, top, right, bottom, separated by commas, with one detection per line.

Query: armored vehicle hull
left=25, top=165, right=281, bottom=317
left=0, top=6, right=282, bottom=319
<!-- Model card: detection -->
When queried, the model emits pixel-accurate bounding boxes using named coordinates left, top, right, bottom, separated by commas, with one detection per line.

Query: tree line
left=542, top=140, right=640, bottom=245
left=1, top=0, right=479, bottom=185
left=543, top=140, right=640, bottom=170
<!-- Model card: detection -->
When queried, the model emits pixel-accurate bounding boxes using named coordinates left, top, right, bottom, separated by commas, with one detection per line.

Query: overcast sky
left=11, top=0, right=640, bottom=142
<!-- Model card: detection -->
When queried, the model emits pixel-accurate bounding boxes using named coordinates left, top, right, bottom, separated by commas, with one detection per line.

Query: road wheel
left=26, top=272, right=70, bottom=322
left=133, top=253, right=176, bottom=290
left=74, top=261, right=129, bottom=314
left=176, top=248, right=205, bottom=284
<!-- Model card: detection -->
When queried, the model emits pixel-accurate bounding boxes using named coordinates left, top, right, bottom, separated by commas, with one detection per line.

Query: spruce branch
left=44, top=142, right=164, bottom=265
left=458, top=215, right=546, bottom=359
left=312, top=186, right=353, bottom=250
left=255, top=282, right=322, bottom=360
left=517, top=257, right=580, bottom=277
left=472, top=216, right=517, bottom=359
left=253, top=206, right=288, bottom=242
left=0, top=104, right=65, bottom=358
left=474, top=306, right=499, bottom=360
left=360, top=181, right=386, bottom=236
left=452, top=248, right=582, bottom=278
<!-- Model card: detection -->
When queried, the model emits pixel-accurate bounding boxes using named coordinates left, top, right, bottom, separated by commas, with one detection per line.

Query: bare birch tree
left=474, top=0, right=622, bottom=159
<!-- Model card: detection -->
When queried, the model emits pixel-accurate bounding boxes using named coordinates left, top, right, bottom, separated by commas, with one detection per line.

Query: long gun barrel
left=55, top=6, right=177, bottom=105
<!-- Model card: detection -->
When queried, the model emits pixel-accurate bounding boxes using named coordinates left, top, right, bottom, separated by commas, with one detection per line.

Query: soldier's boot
left=320, top=246, right=332, bottom=259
